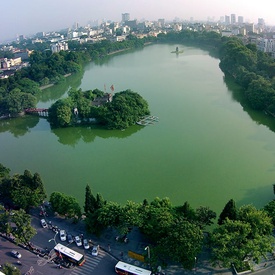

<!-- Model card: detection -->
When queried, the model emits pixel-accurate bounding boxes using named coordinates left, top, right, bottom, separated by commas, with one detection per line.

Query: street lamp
left=145, top=246, right=150, bottom=260
left=48, top=231, right=58, bottom=246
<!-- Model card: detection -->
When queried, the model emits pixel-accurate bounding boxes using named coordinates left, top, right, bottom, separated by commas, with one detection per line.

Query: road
left=0, top=208, right=118, bottom=275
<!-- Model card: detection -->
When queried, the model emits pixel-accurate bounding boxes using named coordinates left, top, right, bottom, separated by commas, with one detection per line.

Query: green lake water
left=1, top=44, right=275, bottom=214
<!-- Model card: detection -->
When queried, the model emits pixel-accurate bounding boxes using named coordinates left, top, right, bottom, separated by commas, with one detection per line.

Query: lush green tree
left=2, top=263, right=21, bottom=275
left=140, top=197, right=174, bottom=242
left=175, top=201, right=196, bottom=221
left=100, top=89, right=150, bottom=129
left=48, top=98, right=73, bottom=127
left=195, top=206, right=216, bottom=229
left=0, top=169, right=46, bottom=212
left=245, top=77, right=274, bottom=110
left=157, top=219, right=204, bottom=270
left=4, top=88, right=36, bottom=114
left=97, top=201, right=123, bottom=228
left=238, top=204, right=273, bottom=236
left=218, top=199, right=237, bottom=225
left=210, top=205, right=274, bottom=269
left=0, top=205, right=11, bottom=234
left=11, top=209, right=36, bottom=245
left=0, top=163, right=10, bottom=179
left=264, top=200, right=275, bottom=225
left=84, top=184, right=96, bottom=214
left=49, top=191, right=81, bottom=218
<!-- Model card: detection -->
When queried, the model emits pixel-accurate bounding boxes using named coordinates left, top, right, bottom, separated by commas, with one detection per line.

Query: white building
left=51, top=42, right=69, bottom=53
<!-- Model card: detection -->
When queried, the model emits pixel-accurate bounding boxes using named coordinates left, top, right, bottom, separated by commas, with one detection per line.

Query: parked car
left=75, top=235, right=82, bottom=247
left=91, top=245, right=99, bottom=256
left=67, top=234, right=73, bottom=244
left=40, top=219, right=47, bottom=228
left=83, top=239, right=89, bottom=249
left=11, top=250, right=21, bottom=259
left=59, top=230, right=66, bottom=241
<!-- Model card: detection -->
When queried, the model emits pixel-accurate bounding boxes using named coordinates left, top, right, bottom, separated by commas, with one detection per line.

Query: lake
left=1, top=43, right=275, bottom=214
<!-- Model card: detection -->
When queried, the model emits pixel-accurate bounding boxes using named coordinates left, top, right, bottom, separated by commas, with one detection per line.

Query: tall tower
left=122, top=13, right=130, bottom=23
left=231, top=14, right=236, bottom=24
left=225, top=15, right=230, bottom=25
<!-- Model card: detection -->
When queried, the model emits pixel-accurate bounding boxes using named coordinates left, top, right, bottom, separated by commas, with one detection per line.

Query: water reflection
left=223, top=75, right=275, bottom=133
left=51, top=124, right=143, bottom=146
left=0, top=116, right=39, bottom=137
left=37, top=71, right=84, bottom=103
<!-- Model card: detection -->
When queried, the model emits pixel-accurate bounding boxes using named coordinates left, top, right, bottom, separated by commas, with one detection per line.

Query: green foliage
left=210, top=205, right=274, bottom=269
left=0, top=163, right=10, bottom=179
left=2, top=88, right=37, bottom=115
left=84, top=184, right=97, bottom=214
left=218, top=199, right=237, bottom=225
left=48, top=98, right=73, bottom=127
left=263, top=200, right=275, bottom=225
left=11, top=209, right=36, bottom=245
left=0, top=169, right=46, bottom=212
left=195, top=206, right=216, bottom=229
left=2, top=263, right=21, bottom=275
left=100, top=89, right=150, bottom=129
left=0, top=205, right=11, bottom=233
left=157, top=220, right=204, bottom=269
left=49, top=191, right=81, bottom=218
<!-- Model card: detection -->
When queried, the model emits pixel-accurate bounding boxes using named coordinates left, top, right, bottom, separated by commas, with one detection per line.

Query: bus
left=115, top=261, right=152, bottom=275
left=54, top=243, right=85, bottom=266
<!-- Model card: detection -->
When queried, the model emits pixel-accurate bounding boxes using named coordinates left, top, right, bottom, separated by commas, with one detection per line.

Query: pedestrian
left=108, top=244, right=111, bottom=252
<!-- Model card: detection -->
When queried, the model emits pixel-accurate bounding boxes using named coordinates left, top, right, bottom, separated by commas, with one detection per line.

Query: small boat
left=171, top=46, right=183, bottom=53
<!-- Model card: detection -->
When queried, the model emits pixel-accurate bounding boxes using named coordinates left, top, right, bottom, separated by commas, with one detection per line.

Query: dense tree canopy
left=49, top=191, right=81, bottom=219
left=210, top=205, right=274, bottom=270
left=0, top=167, right=46, bottom=212
left=48, top=88, right=150, bottom=129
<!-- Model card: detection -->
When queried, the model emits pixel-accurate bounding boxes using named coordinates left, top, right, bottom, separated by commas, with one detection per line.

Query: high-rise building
left=225, top=15, right=230, bottom=25
left=258, top=18, right=265, bottom=26
left=231, top=14, right=236, bottom=24
left=158, top=19, right=165, bottom=27
left=238, top=16, right=244, bottom=24
left=122, top=13, right=130, bottom=22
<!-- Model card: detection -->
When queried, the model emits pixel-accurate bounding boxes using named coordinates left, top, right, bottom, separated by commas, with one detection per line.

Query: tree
left=84, top=184, right=96, bottom=214
left=210, top=205, right=274, bottom=269
left=195, top=206, right=216, bottom=229
left=11, top=209, right=36, bottom=245
left=218, top=199, right=237, bottom=225
left=175, top=201, right=196, bottom=221
left=100, top=89, right=150, bottom=129
left=2, top=263, right=21, bottom=275
left=0, top=163, right=10, bottom=179
left=0, top=169, right=46, bottom=212
left=48, top=98, right=73, bottom=127
left=49, top=192, right=81, bottom=218
left=0, top=205, right=11, bottom=234
left=264, top=200, right=275, bottom=225
left=157, top=219, right=204, bottom=269
left=140, top=197, right=174, bottom=242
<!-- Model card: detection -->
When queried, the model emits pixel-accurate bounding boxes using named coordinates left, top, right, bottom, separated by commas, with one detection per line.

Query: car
left=40, top=219, right=47, bottom=228
left=67, top=234, right=73, bottom=244
left=59, top=230, right=66, bottom=241
left=11, top=250, right=21, bottom=259
left=75, top=235, right=82, bottom=247
left=91, top=245, right=99, bottom=256
left=83, top=239, right=89, bottom=249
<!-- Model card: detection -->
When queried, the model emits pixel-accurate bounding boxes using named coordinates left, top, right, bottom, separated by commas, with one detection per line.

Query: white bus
left=115, top=261, right=152, bottom=275
left=54, top=243, right=85, bottom=266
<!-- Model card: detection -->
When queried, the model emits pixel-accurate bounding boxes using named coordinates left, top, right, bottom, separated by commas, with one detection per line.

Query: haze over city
left=1, top=0, right=274, bottom=42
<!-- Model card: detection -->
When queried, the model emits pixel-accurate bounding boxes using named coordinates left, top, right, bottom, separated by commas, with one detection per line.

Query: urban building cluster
left=1, top=13, right=275, bottom=79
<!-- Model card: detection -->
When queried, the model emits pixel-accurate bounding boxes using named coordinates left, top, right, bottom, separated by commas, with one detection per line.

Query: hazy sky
left=1, top=0, right=274, bottom=42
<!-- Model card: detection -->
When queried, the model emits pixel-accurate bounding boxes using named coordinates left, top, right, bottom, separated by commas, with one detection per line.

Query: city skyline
left=1, top=0, right=274, bottom=43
